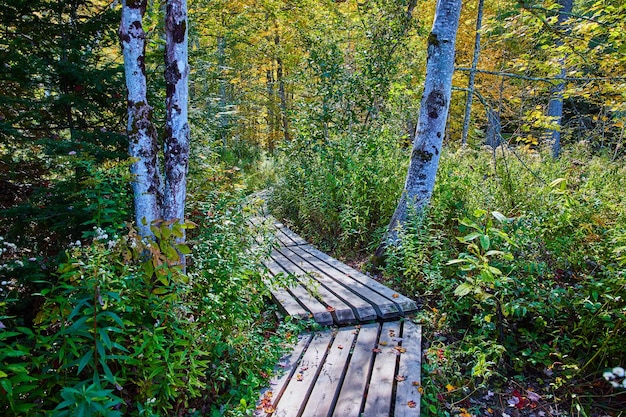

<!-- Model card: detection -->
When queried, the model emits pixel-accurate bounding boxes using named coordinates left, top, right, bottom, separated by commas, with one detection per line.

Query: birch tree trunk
left=547, top=0, right=573, bottom=158
left=120, top=0, right=161, bottom=239
left=381, top=0, right=462, bottom=247
left=461, top=0, right=485, bottom=146
left=163, top=0, right=190, bottom=231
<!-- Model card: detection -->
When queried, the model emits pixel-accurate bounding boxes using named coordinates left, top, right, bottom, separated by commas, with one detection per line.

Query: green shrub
left=270, top=127, right=407, bottom=255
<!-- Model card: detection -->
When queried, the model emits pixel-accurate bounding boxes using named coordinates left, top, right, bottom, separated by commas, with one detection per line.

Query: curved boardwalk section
left=252, top=217, right=418, bottom=326
left=253, top=215, right=422, bottom=416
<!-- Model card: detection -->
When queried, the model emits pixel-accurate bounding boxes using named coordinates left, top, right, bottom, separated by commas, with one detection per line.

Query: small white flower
left=604, top=371, right=616, bottom=381
left=610, top=381, right=621, bottom=388
left=68, top=151, right=77, bottom=155
left=29, top=257, right=36, bottom=262
left=613, top=366, right=625, bottom=378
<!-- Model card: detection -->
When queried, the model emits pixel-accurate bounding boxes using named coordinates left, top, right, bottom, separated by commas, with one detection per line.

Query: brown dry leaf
left=392, top=293, right=400, bottom=298
left=379, top=341, right=388, bottom=346
left=296, top=373, right=303, bottom=381
left=395, top=375, right=406, bottom=381
left=372, top=348, right=382, bottom=353
left=395, top=346, right=407, bottom=353
left=337, top=345, right=344, bottom=349
left=326, top=306, right=336, bottom=312
left=407, top=400, right=417, bottom=408
left=411, top=381, right=420, bottom=386
left=264, top=406, right=276, bottom=413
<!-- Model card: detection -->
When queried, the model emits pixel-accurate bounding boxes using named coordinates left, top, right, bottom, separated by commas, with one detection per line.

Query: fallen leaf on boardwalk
left=395, top=346, right=406, bottom=353
left=407, top=400, right=417, bottom=408
left=372, top=348, right=382, bottom=353
left=395, top=375, right=406, bottom=381
left=418, top=387, right=424, bottom=394
left=379, top=341, right=388, bottom=346
left=264, top=406, right=276, bottom=413
left=296, top=373, right=303, bottom=381
left=337, top=345, right=344, bottom=349
left=412, top=381, right=420, bottom=386
left=326, top=306, right=336, bottom=312
left=392, top=293, right=400, bottom=298
left=300, top=366, right=308, bottom=371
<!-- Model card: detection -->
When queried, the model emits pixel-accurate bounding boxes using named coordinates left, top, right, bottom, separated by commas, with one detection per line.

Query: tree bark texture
left=120, top=0, right=161, bottom=238
left=384, top=0, right=462, bottom=244
left=461, top=0, right=485, bottom=146
left=163, top=0, right=190, bottom=228
left=547, top=0, right=573, bottom=158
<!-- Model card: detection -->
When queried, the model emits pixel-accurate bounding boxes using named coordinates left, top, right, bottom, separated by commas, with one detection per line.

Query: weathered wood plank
left=300, top=245, right=418, bottom=314
left=362, top=321, right=401, bottom=417
left=333, top=323, right=380, bottom=417
left=283, top=246, right=378, bottom=322
left=289, top=246, right=400, bottom=319
left=301, top=327, right=356, bottom=417
left=274, top=220, right=309, bottom=246
left=272, top=249, right=356, bottom=324
left=395, top=320, right=422, bottom=417
left=267, top=285, right=310, bottom=321
left=265, top=257, right=333, bottom=326
left=273, top=331, right=334, bottom=417
left=255, top=333, right=313, bottom=416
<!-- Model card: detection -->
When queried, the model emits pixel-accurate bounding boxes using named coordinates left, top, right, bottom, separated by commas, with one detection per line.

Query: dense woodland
left=1, top=0, right=626, bottom=415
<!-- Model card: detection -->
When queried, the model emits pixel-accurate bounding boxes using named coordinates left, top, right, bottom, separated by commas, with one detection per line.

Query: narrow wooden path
left=252, top=215, right=422, bottom=416
left=251, top=217, right=418, bottom=326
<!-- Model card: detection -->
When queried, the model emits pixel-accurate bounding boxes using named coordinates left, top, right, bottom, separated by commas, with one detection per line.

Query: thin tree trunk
left=163, top=0, right=190, bottom=232
left=461, top=0, right=485, bottom=146
left=217, top=35, right=228, bottom=148
left=120, top=0, right=161, bottom=239
left=381, top=0, right=462, bottom=249
left=277, top=55, right=290, bottom=142
left=547, top=0, right=573, bottom=158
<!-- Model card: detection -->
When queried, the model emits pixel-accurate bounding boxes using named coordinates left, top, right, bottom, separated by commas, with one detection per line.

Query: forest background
left=1, top=0, right=626, bottom=415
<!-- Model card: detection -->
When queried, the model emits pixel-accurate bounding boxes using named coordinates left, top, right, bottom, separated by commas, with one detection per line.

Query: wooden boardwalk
left=255, top=321, right=422, bottom=417
left=252, top=217, right=418, bottom=326
left=252, top=215, right=422, bottom=416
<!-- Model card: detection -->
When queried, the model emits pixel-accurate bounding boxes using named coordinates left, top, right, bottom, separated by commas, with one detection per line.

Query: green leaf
left=77, top=350, right=94, bottom=374
left=446, top=258, right=468, bottom=265
left=460, top=232, right=482, bottom=242
left=491, top=211, right=508, bottom=223
left=454, top=283, right=473, bottom=297
left=479, top=235, right=490, bottom=251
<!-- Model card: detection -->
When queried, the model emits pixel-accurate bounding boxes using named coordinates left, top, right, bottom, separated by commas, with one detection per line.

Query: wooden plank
left=289, top=246, right=400, bottom=319
left=273, top=220, right=309, bottom=246
left=301, top=327, right=357, bottom=417
left=272, top=249, right=356, bottom=325
left=267, top=286, right=310, bottom=321
left=333, top=323, right=380, bottom=417
left=362, top=321, right=401, bottom=417
left=283, top=246, right=378, bottom=322
left=300, top=245, right=418, bottom=314
left=255, top=333, right=313, bottom=416
left=273, top=330, right=334, bottom=417
left=265, top=257, right=334, bottom=326
left=395, top=321, right=422, bottom=417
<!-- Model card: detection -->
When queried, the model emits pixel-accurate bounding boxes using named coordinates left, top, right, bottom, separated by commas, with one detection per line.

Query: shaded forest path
left=252, top=215, right=423, bottom=416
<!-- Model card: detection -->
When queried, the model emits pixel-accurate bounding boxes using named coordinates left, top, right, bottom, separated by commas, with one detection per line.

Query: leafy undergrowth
left=0, top=166, right=298, bottom=416
left=378, top=145, right=626, bottom=416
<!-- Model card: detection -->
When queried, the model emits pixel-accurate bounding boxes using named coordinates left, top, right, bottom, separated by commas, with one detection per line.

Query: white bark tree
left=461, top=0, right=485, bottom=146
left=382, top=0, right=463, bottom=246
left=163, top=0, right=190, bottom=233
left=547, top=0, right=573, bottom=158
left=120, top=0, right=161, bottom=239
left=120, top=0, right=190, bottom=243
